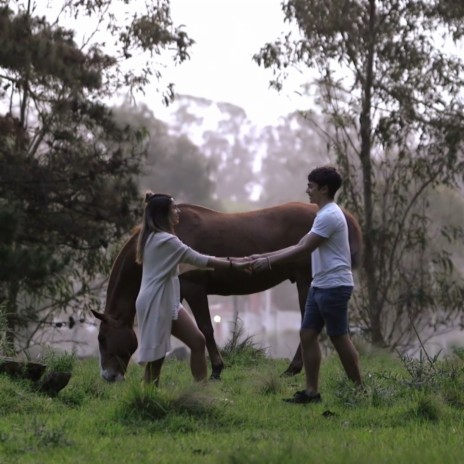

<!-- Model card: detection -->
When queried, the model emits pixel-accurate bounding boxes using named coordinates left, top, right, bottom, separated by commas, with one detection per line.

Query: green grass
left=0, top=344, right=463, bottom=464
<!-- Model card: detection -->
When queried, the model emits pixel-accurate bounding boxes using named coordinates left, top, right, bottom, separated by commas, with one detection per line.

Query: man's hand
left=251, top=256, right=272, bottom=273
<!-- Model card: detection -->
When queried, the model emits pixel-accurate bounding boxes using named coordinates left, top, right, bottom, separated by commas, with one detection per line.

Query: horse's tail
left=344, top=211, right=363, bottom=270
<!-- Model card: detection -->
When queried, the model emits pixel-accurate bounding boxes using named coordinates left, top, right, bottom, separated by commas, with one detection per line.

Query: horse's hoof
left=280, top=367, right=302, bottom=377
left=209, top=373, right=221, bottom=381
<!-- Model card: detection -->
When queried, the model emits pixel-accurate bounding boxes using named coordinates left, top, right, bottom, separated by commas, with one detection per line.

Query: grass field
left=1, top=341, right=463, bottom=464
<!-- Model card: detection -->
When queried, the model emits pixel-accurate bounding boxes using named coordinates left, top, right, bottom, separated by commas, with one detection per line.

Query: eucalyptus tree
left=0, top=0, right=193, bottom=350
left=257, top=111, right=330, bottom=207
left=254, top=0, right=464, bottom=349
left=113, top=103, right=219, bottom=209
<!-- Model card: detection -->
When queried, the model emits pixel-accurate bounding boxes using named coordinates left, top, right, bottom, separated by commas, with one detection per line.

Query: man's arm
left=252, top=232, right=326, bottom=272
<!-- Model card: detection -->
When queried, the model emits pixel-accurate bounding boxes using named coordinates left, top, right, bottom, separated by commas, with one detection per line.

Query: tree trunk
left=5, top=280, right=19, bottom=351
left=360, top=0, right=386, bottom=347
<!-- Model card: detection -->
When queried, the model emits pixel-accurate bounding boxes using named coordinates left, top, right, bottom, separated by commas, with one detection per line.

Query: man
left=252, top=166, right=363, bottom=403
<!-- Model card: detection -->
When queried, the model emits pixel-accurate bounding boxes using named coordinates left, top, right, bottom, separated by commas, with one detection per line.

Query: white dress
left=135, top=231, right=210, bottom=363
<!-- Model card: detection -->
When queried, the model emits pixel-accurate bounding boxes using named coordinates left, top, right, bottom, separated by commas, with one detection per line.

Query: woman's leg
left=144, top=357, right=165, bottom=386
left=171, top=307, right=207, bottom=381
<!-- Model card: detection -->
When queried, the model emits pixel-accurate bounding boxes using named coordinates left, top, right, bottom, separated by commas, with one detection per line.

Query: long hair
left=135, top=192, right=174, bottom=264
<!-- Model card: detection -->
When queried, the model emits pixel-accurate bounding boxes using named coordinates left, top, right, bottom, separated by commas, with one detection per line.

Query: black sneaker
left=283, top=390, right=322, bottom=404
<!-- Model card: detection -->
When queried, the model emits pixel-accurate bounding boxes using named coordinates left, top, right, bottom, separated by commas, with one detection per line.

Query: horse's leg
left=281, top=273, right=309, bottom=376
left=181, top=282, right=224, bottom=380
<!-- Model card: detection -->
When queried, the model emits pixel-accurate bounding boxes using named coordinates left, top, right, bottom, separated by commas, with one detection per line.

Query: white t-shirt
left=309, top=202, right=354, bottom=288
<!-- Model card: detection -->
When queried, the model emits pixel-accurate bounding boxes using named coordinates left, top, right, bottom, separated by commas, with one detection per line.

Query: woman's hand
left=229, top=257, right=252, bottom=273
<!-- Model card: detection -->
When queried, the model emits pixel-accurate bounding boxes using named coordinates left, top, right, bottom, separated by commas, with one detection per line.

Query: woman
left=135, top=192, right=249, bottom=385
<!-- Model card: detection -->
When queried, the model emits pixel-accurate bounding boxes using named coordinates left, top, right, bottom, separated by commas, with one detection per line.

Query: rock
left=0, top=358, right=47, bottom=382
left=36, top=371, right=72, bottom=397
left=0, top=357, right=72, bottom=396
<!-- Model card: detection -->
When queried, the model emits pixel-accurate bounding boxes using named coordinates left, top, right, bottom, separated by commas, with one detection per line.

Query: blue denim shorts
left=302, top=286, right=353, bottom=336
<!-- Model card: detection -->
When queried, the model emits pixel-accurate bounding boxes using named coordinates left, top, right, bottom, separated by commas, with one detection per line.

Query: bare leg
left=330, top=334, right=363, bottom=386
left=144, top=357, right=165, bottom=386
left=300, top=328, right=321, bottom=394
left=183, top=285, right=224, bottom=380
left=171, top=307, right=207, bottom=382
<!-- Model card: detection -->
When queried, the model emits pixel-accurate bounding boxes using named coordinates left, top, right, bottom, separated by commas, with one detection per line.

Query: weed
left=332, top=379, right=368, bottom=408
left=220, top=317, right=267, bottom=367
left=451, top=345, right=464, bottom=361
left=41, top=349, right=76, bottom=373
left=408, top=392, right=445, bottom=422
left=117, top=382, right=170, bottom=422
left=398, top=350, right=440, bottom=390
left=172, top=386, right=218, bottom=418
left=253, top=368, right=283, bottom=395
left=116, top=380, right=222, bottom=426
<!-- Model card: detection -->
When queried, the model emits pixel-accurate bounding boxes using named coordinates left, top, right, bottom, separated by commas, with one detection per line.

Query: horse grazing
left=92, top=202, right=362, bottom=382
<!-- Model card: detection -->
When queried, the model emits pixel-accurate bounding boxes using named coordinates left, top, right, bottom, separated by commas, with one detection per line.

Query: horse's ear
left=91, top=310, right=107, bottom=322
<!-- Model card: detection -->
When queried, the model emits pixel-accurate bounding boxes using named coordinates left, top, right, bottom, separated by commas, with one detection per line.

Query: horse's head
left=91, top=310, right=138, bottom=382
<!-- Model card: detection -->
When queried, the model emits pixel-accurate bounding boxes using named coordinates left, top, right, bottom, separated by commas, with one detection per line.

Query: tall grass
left=220, top=317, right=267, bottom=367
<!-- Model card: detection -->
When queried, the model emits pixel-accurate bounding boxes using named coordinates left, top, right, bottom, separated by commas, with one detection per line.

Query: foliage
left=113, top=103, right=219, bottom=208
left=40, top=349, right=76, bottom=374
left=256, top=111, right=331, bottom=207
left=0, top=305, right=13, bottom=356
left=0, top=1, right=194, bottom=350
left=164, top=94, right=256, bottom=206
left=254, top=0, right=464, bottom=349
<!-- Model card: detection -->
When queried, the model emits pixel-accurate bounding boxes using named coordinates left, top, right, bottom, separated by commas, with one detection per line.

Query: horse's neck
left=105, top=280, right=137, bottom=326
left=104, top=237, right=140, bottom=327
left=106, top=300, right=136, bottom=326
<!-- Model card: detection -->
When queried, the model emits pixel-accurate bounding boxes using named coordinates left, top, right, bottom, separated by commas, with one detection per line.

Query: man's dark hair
left=307, top=166, right=342, bottom=199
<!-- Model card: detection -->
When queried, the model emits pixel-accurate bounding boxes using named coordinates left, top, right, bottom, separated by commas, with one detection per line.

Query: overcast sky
left=154, top=0, right=306, bottom=124
left=36, top=0, right=305, bottom=125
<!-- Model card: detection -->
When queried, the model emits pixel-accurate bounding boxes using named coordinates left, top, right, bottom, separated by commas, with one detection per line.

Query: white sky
left=154, top=0, right=307, bottom=124
left=31, top=0, right=307, bottom=125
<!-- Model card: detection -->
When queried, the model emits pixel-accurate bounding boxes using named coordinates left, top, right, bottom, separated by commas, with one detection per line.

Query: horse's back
left=176, top=202, right=318, bottom=256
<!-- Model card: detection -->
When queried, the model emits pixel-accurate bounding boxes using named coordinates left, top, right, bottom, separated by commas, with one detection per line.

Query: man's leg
left=300, top=327, right=322, bottom=394
left=172, top=307, right=207, bottom=381
left=330, top=334, right=362, bottom=386
left=318, top=286, right=362, bottom=387
left=283, top=287, right=323, bottom=403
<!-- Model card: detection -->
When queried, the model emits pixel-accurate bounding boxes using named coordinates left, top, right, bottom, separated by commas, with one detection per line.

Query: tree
left=256, top=111, right=331, bottom=207
left=254, top=0, right=464, bottom=349
left=0, top=0, right=194, bottom=351
left=166, top=95, right=256, bottom=207
left=113, top=103, right=219, bottom=208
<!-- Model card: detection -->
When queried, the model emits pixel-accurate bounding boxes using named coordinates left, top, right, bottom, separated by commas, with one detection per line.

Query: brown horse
left=92, top=202, right=362, bottom=382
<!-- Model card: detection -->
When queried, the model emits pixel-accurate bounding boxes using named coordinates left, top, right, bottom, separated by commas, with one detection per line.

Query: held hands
left=228, top=257, right=253, bottom=273
left=227, top=255, right=273, bottom=274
